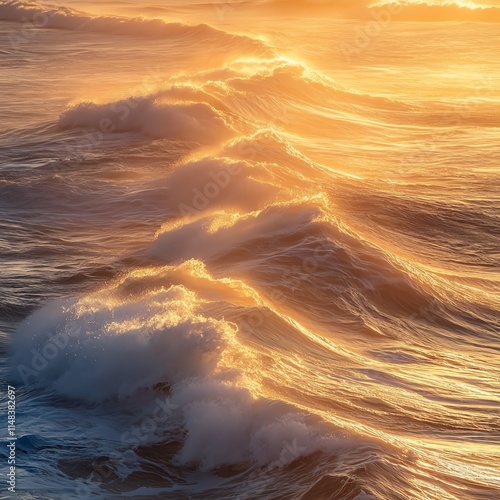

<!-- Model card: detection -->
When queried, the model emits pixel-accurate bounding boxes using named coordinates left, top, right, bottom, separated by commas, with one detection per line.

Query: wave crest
left=0, top=0, right=270, bottom=48
left=59, top=98, right=234, bottom=143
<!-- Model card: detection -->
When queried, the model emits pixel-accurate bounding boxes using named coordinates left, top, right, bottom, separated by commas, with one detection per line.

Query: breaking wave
left=0, top=0, right=271, bottom=49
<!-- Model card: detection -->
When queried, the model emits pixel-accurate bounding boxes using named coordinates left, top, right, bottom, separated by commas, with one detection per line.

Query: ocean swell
left=59, top=98, right=235, bottom=143
left=0, top=0, right=271, bottom=48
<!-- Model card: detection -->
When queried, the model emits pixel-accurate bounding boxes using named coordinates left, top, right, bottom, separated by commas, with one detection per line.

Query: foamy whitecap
left=59, top=98, right=234, bottom=143
left=9, top=264, right=358, bottom=470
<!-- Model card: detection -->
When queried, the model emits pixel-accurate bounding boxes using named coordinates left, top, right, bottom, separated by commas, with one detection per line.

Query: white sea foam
left=10, top=266, right=354, bottom=470
left=59, top=98, right=234, bottom=143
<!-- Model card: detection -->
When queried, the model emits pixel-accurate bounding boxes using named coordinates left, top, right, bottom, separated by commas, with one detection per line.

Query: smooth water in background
left=0, top=1, right=499, bottom=498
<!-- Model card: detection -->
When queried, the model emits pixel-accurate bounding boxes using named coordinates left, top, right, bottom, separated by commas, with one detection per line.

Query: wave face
left=1, top=1, right=500, bottom=499
left=59, top=99, right=235, bottom=142
left=0, top=0, right=269, bottom=50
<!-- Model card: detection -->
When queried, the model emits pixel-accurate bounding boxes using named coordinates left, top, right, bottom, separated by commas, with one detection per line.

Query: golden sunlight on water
left=1, top=0, right=499, bottom=499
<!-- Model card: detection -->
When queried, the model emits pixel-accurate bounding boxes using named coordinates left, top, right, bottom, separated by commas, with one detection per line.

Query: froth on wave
left=0, top=0, right=270, bottom=49
left=59, top=98, right=235, bottom=143
left=9, top=262, right=359, bottom=471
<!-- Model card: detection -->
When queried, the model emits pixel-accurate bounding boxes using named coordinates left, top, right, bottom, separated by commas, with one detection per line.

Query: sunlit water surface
left=0, top=1, right=499, bottom=499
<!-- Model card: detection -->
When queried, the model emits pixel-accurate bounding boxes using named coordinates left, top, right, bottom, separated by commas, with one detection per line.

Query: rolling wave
left=0, top=0, right=270, bottom=50
left=59, top=99, right=235, bottom=142
left=2, top=6, right=499, bottom=497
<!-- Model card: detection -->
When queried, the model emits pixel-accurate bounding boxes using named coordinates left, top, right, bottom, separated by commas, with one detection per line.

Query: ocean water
left=0, top=1, right=499, bottom=499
